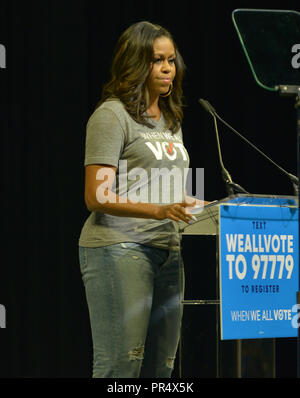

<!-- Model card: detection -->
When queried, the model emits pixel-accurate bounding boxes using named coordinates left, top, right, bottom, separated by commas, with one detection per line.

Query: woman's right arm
left=84, top=164, right=194, bottom=224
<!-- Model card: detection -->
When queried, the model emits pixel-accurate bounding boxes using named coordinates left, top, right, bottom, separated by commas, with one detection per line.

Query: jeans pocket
left=78, top=247, right=87, bottom=273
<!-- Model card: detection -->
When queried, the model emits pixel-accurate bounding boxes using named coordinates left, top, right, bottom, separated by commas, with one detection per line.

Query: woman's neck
left=147, top=95, right=160, bottom=121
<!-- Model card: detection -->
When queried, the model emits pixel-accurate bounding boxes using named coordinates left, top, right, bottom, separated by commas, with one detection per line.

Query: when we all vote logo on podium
left=219, top=202, right=299, bottom=340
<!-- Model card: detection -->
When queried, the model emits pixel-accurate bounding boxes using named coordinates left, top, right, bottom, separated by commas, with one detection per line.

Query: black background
left=0, top=0, right=299, bottom=378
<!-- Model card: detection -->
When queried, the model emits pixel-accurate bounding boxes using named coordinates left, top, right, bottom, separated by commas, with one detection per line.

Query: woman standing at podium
left=78, top=21, right=201, bottom=378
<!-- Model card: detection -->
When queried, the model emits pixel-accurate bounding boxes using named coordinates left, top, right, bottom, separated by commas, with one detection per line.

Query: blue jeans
left=79, top=242, right=184, bottom=378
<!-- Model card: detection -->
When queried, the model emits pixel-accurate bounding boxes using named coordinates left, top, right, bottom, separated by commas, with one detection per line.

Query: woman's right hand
left=154, top=202, right=195, bottom=224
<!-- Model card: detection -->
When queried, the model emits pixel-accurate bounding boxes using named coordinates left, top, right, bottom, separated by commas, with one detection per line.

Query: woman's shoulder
left=88, top=98, right=128, bottom=126
left=101, top=97, right=126, bottom=112
left=96, top=98, right=127, bottom=118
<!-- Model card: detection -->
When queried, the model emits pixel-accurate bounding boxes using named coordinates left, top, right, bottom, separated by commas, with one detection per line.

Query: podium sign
left=219, top=203, right=299, bottom=340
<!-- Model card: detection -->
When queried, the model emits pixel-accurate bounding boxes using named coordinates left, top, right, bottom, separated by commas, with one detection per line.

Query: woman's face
left=147, top=36, right=176, bottom=99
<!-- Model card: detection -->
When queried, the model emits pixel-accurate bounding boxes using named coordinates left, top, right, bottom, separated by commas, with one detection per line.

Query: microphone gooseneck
left=198, top=99, right=248, bottom=195
left=199, top=98, right=299, bottom=196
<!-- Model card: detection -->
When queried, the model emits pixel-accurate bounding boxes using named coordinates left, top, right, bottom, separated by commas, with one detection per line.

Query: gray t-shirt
left=78, top=99, right=190, bottom=251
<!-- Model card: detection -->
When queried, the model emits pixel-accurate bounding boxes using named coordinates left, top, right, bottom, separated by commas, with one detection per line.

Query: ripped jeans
left=79, top=242, right=184, bottom=378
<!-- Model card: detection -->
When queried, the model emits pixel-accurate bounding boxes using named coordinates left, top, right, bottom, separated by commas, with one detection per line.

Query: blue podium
left=178, top=194, right=299, bottom=377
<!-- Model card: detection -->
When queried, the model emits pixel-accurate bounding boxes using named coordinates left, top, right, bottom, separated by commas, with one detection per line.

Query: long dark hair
left=96, top=21, right=186, bottom=134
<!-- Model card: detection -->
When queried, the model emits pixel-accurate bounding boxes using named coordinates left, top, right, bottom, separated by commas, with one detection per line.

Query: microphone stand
left=199, top=98, right=299, bottom=197
left=199, top=99, right=249, bottom=196
left=212, top=114, right=249, bottom=196
left=214, top=108, right=298, bottom=197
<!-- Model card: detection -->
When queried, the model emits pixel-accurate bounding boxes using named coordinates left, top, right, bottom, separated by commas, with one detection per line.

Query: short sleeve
left=84, top=107, right=125, bottom=167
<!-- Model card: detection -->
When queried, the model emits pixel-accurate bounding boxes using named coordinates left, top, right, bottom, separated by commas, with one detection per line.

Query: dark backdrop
left=0, top=0, right=298, bottom=378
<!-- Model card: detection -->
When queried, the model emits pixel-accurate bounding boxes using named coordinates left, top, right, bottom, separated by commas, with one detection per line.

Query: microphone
left=198, top=99, right=249, bottom=196
left=198, top=98, right=215, bottom=115
left=199, top=98, right=299, bottom=196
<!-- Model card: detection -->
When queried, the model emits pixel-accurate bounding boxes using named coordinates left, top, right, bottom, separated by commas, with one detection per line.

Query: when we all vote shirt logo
left=140, top=131, right=188, bottom=161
